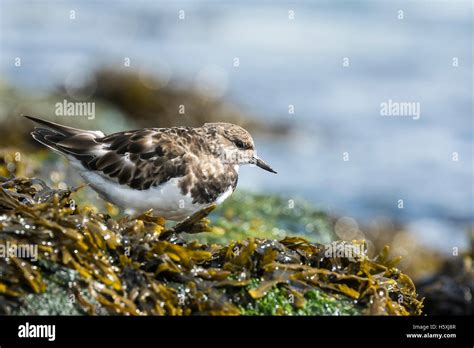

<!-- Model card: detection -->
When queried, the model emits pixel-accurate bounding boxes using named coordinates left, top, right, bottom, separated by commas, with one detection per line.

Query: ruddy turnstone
left=25, top=115, right=276, bottom=220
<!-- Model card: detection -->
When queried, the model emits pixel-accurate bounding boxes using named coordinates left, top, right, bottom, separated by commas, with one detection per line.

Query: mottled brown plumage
left=25, top=116, right=276, bottom=219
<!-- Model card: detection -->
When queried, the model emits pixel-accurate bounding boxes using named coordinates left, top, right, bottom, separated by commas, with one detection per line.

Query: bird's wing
left=87, top=129, right=194, bottom=189
left=26, top=116, right=195, bottom=190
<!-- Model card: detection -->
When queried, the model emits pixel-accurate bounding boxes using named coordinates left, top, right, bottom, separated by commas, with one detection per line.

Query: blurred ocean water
left=0, top=0, right=472, bottom=251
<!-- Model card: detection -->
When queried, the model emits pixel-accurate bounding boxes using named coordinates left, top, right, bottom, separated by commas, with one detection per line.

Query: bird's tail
left=24, top=115, right=103, bottom=157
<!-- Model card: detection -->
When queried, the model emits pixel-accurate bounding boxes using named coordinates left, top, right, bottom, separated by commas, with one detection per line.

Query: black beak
left=252, top=156, right=277, bottom=174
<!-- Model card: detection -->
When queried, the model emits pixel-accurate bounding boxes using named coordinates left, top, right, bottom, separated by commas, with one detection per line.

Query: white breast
left=75, top=165, right=235, bottom=221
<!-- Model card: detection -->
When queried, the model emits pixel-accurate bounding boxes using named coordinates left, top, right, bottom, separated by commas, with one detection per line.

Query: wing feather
left=79, top=129, right=195, bottom=189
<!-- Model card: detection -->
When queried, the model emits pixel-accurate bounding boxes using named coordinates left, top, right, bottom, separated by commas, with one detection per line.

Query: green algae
left=185, top=191, right=335, bottom=245
left=240, top=278, right=362, bottom=316
left=12, top=260, right=95, bottom=315
left=0, top=176, right=423, bottom=316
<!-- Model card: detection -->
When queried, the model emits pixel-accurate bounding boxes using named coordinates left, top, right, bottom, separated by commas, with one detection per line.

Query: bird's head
left=204, top=122, right=277, bottom=174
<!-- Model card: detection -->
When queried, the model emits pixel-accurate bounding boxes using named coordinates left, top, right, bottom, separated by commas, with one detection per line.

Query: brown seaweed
left=0, top=176, right=423, bottom=315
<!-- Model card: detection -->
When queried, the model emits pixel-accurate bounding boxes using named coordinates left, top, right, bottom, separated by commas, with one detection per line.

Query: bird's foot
left=167, top=204, right=217, bottom=236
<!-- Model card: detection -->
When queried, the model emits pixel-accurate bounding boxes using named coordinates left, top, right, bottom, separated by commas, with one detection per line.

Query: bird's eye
left=234, top=140, right=245, bottom=149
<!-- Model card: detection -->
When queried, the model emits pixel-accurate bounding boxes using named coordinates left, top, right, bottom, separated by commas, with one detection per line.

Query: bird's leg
left=171, top=204, right=217, bottom=234
left=129, top=209, right=166, bottom=225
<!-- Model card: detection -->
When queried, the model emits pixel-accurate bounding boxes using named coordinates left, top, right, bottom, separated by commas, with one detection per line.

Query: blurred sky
left=0, top=0, right=472, bottom=251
